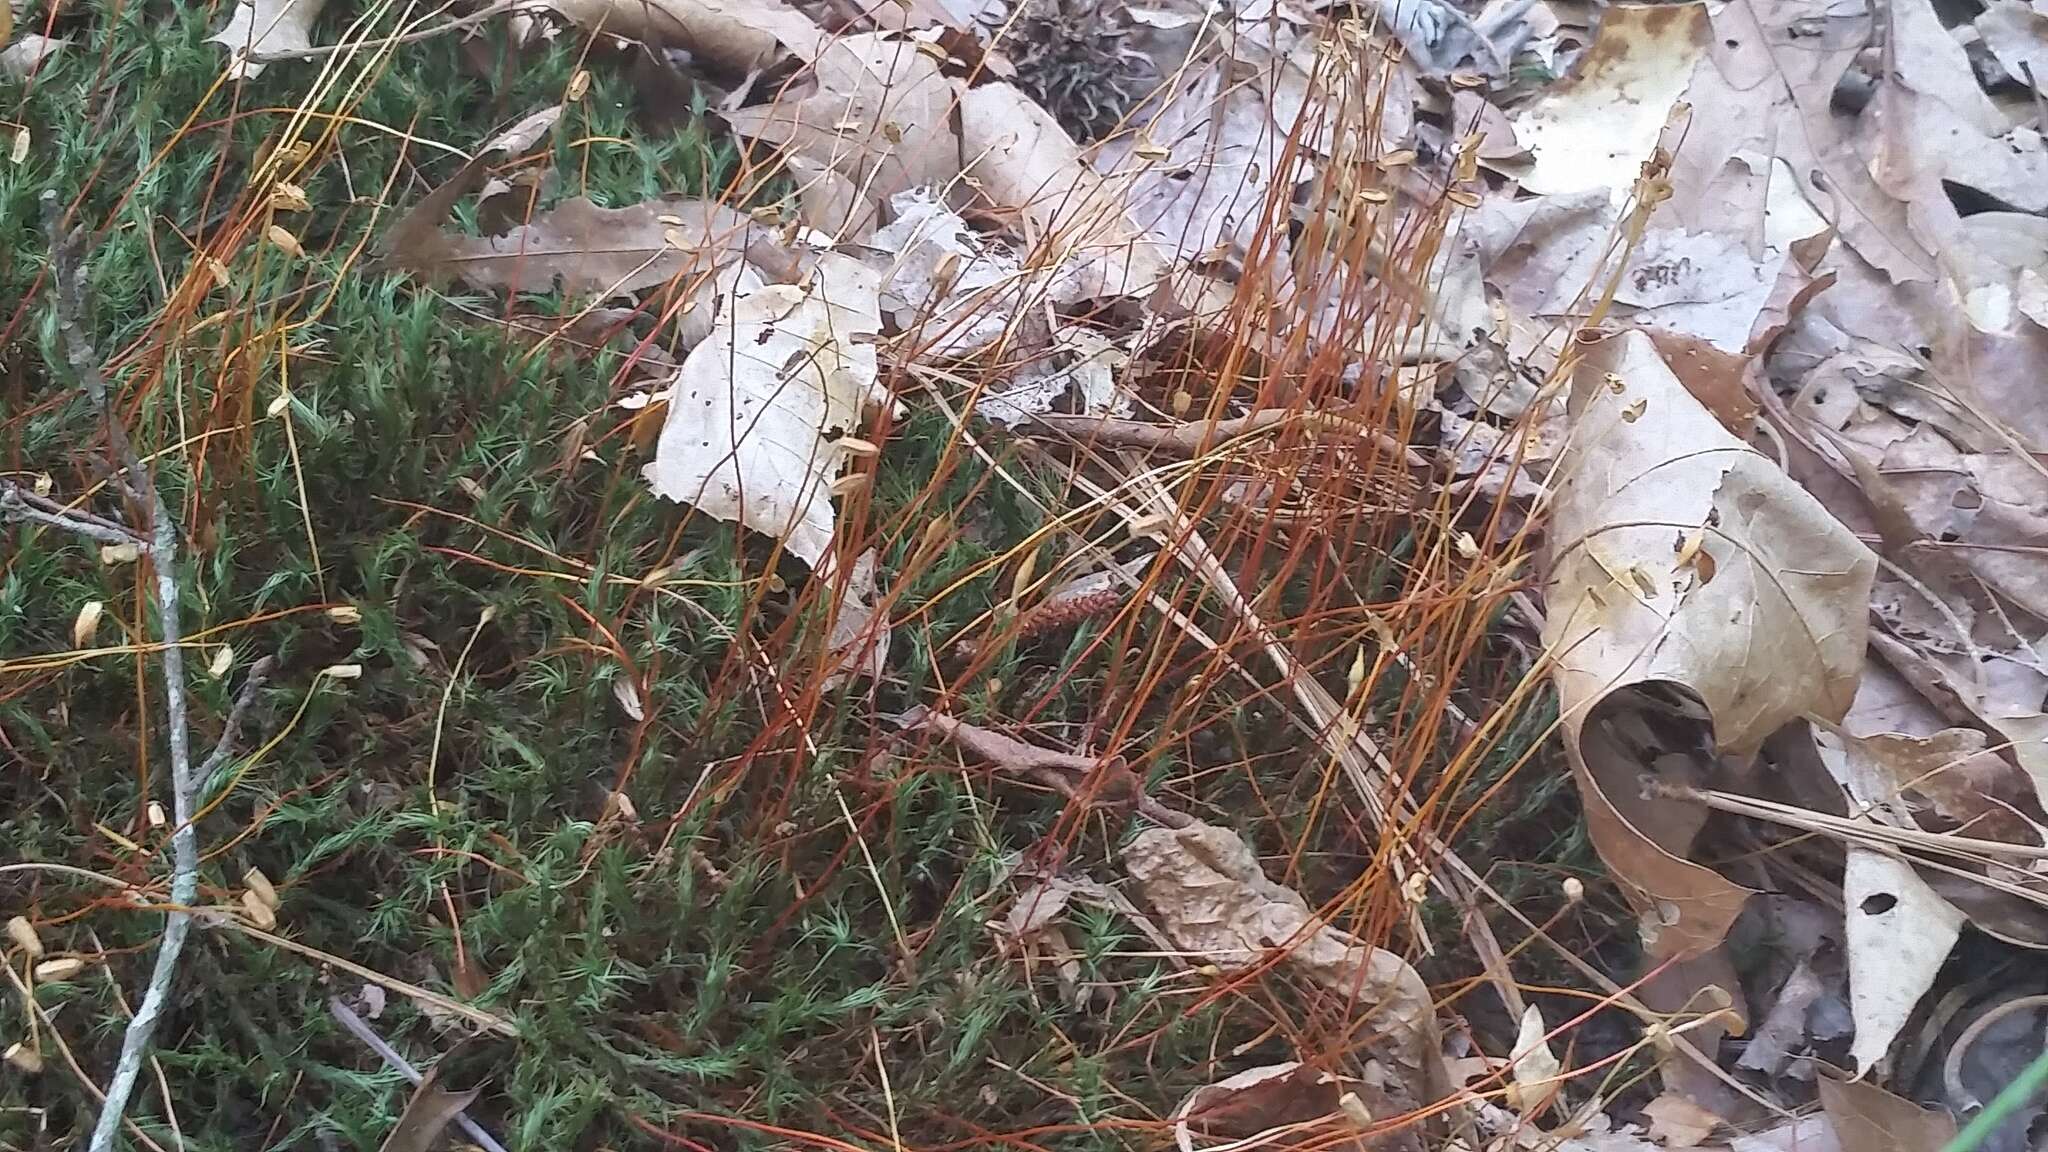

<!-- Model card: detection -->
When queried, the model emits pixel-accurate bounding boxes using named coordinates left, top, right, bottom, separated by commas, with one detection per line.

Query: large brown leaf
left=1543, top=327, right=1876, bottom=962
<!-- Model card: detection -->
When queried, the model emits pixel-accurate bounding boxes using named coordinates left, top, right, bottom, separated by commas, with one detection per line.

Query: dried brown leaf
left=1545, top=327, right=1875, bottom=960
left=1123, top=821, right=1447, bottom=1101
left=376, top=1064, right=481, bottom=1152
left=1815, top=1076, right=1955, bottom=1152
left=1642, top=1092, right=1723, bottom=1148
left=208, top=0, right=327, bottom=78
left=1546, top=327, right=1877, bottom=754
left=1172, top=1062, right=1421, bottom=1152
left=958, top=82, right=1168, bottom=299
left=541, top=0, right=826, bottom=72
left=395, top=196, right=753, bottom=301
left=723, top=33, right=958, bottom=222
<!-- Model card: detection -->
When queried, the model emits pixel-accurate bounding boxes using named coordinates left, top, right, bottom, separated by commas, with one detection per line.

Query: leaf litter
left=336, top=0, right=2048, bottom=1141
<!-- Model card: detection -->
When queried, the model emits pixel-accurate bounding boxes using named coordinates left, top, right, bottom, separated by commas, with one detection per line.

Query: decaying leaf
left=1816, top=1076, right=1955, bottom=1152
left=1642, top=1092, right=1723, bottom=1148
left=1545, top=327, right=1876, bottom=754
left=642, top=250, right=882, bottom=569
left=1544, top=328, right=1872, bottom=965
left=208, top=0, right=328, bottom=78
left=1123, top=820, right=1446, bottom=1101
left=1842, top=848, right=1964, bottom=1074
left=1172, top=1061, right=1421, bottom=1152
left=540, top=0, right=827, bottom=72
left=1512, top=4, right=1707, bottom=199
left=395, top=196, right=754, bottom=301
left=375, top=1062, right=482, bottom=1152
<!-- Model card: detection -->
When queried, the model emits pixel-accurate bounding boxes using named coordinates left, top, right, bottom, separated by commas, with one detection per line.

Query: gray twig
left=327, top=999, right=511, bottom=1152
left=0, top=482, right=150, bottom=548
left=33, top=190, right=211, bottom=1152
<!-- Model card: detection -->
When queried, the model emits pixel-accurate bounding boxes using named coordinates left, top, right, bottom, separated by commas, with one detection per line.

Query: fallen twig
left=888, top=706, right=1193, bottom=830
left=1024, top=408, right=1429, bottom=469
left=26, top=191, right=235, bottom=1152
left=328, top=999, right=510, bottom=1152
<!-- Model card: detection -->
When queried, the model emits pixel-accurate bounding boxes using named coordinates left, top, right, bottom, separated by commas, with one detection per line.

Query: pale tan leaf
left=1843, top=847, right=1963, bottom=1073
left=820, top=547, right=890, bottom=686
left=722, top=34, right=957, bottom=219
left=958, top=82, right=1168, bottom=299
left=397, top=196, right=753, bottom=301
left=1544, top=328, right=1874, bottom=960
left=1123, top=820, right=1446, bottom=1100
left=641, top=251, right=881, bottom=569
left=208, top=0, right=328, bottom=78
left=375, top=1064, right=482, bottom=1152
left=541, top=0, right=826, bottom=71
left=1506, top=1004, right=1561, bottom=1114
left=1642, top=1093, right=1722, bottom=1148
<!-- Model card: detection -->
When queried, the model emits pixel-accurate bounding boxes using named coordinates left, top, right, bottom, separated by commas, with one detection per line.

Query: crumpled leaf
left=1124, top=820, right=1446, bottom=1101
left=1842, top=848, right=1964, bottom=1074
left=540, top=0, right=826, bottom=72
left=1670, top=0, right=1932, bottom=284
left=208, top=0, right=328, bottom=78
left=1546, top=327, right=1877, bottom=756
left=642, top=251, right=882, bottom=569
left=1855, top=0, right=2048, bottom=258
left=958, top=82, right=1168, bottom=300
left=1, top=33, right=64, bottom=79
left=724, top=34, right=958, bottom=225
left=396, top=197, right=753, bottom=301
left=1172, top=1061, right=1420, bottom=1152
left=872, top=189, right=1031, bottom=361
left=975, top=327, right=1131, bottom=428
left=1512, top=4, right=1706, bottom=199
left=1544, top=328, right=1875, bottom=964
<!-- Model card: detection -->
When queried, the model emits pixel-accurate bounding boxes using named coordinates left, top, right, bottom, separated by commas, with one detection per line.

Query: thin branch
left=0, top=482, right=150, bottom=548
left=35, top=190, right=211, bottom=1152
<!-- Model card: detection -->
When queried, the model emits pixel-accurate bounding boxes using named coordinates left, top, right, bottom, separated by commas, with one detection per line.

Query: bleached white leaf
left=872, top=190, right=1028, bottom=361
left=208, top=0, right=329, bottom=78
left=1844, top=848, right=1963, bottom=1074
left=1, top=33, right=66, bottom=79
left=642, top=252, right=882, bottom=569
left=1507, top=1003, right=1560, bottom=1113
left=976, top=327, right=1131, bottom=428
